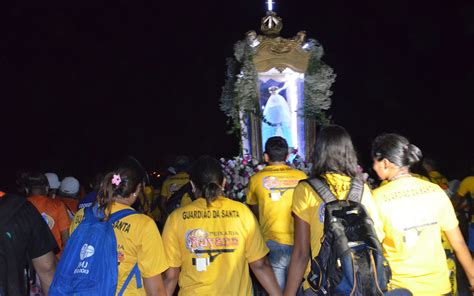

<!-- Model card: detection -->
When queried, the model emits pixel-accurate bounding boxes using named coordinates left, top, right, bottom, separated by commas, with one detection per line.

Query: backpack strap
left=346, top=178, right=364, bottom=203
left=117, top=263, right=142, bottom=296
left=108, top=209, right=142, bottom=296
left=303, top=178, right=337, bottom=203
left=108, top=209, right=137, bottom=224
left=109, top=209, right=141, bottom=295
left=84, top=206, right=137, bottom=223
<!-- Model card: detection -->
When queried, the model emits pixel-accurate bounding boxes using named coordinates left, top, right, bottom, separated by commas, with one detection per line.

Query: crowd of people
left=1, top=125, right=473, bottom=296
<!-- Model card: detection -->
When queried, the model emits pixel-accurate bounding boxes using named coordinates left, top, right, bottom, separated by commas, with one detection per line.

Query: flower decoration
left=221, top=154, right=265, bottom=202
left=290, top=153, right=313, bottom=176
left=111, top=174, right=122, bottom=186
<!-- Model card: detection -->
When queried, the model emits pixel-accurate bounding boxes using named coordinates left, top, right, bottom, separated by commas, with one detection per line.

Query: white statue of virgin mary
left=262, top=84, right=293, bottom=147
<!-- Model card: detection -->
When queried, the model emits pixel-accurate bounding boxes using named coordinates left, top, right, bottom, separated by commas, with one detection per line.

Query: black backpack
left=303, top=178, right=390, bottom=296
left=0, top=192, right=27, bottom=296
left=165, top=182, right=195, bottom=214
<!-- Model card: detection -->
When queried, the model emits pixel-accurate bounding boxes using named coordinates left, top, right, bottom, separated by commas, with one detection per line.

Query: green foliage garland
left=303, top=39, right=336, bottom=125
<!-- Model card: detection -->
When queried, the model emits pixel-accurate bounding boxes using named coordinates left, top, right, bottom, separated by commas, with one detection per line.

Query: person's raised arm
left=249, top=257, right=282, bottom=296
left=143, top=274, right=167, bottom=296
left=164, top=267, right=180, bottom=296
left=445, top=226, right=474, bottom=291
left=284, top=215, right=310, bottom=296
left=32, top=251, right=56, bottom=295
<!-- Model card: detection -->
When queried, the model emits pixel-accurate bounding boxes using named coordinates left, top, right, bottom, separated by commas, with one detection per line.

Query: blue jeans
left=266, top=240, right=293, bottom=291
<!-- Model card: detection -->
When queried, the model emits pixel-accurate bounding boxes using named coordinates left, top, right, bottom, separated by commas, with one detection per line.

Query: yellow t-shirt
left=160, top=172, right=190, bottom=200
left=372, top=176, right=458, bottom=295
left=140, top=185, right=160, bottom=220
left=246, top=164, right=307, bottom=245
left=380, top=173, right=430, bottom=188
left=291, top=173, right=384, bottom=290
left=380, top=174, right=456, bottom=254
left=70, top=203, right=169, bottom=295
left=457, top=176, right=474, bottom=197
left=162, top=196, right=269, bottom=296
left=457, top=175, right=474, bottom=222
left=180, top=192, right=193, bottom=207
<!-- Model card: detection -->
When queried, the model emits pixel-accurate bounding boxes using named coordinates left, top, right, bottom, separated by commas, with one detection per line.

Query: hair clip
left=112, top=174, right=122, bottom=186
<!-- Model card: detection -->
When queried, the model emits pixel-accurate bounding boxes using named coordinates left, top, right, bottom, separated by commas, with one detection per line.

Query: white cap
left=45, top=173, right=61, bottom=189
left=60, top=176, right=80, bottom=196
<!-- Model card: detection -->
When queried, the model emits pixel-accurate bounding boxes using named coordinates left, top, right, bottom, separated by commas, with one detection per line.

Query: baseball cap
left=45, top=173, right=61, bottom=189
left=60, top=177, right=80, bottom=196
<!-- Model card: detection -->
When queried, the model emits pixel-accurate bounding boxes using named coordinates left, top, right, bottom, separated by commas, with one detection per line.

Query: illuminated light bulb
left=302, top=43, right=310, bottom=49
left=267, top=0, right=274, bottom=11
left=251, top=39, right=260, bottom=47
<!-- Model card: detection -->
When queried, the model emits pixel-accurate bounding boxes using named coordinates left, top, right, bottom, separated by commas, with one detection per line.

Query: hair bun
left=407, top=144, right=422, bottom=166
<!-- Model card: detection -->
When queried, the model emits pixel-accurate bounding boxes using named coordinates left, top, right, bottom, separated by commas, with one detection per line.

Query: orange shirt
left=27, top=195, right=71, bottom=253
left=60, top=197, right=79, bottom=214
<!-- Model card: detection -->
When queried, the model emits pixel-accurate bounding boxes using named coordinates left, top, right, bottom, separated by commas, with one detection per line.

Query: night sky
left=1, top=0, right=473, bottom=189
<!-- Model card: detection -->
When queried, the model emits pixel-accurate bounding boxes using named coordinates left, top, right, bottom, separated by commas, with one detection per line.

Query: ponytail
left=202, top=182, right=223, bottom=205
left=190, top=155, right=226, bottom=206
left=406, top=144, right=422, bottom=166
left=372, top=134, right=423, bottom=168
left=97, top=173, right=115, bottom=221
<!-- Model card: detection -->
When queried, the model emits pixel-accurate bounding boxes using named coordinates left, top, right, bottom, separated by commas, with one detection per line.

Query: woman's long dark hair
left=189, top=155, right=224, bottom=205
left=371, top=133, right=422, bottom=168
left=97, top=157, right=147, bottom=220
left=312, top=125, right=359, bottom=178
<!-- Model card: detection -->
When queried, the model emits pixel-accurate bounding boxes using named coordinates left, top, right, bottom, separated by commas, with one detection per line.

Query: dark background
left=1, top=0, right=473, bottom=190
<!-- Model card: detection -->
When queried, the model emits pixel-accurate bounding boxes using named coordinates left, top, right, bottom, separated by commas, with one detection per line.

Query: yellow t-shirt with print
left=246, top=164, right=307, bottom=245
left=372, top=176, right=458, bottom=296
left=161, top=172, right=190, bottom=200
left=379, top=173, right=430, bottom=188
left=162, top=196, right=269, bottom=296
left=291, top=173, right=384, bottom=290
left=70, top=203, right=169, bottom=295
left=457, top=176, right=474, bottom=222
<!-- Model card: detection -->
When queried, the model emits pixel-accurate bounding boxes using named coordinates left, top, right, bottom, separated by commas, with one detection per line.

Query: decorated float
left=220, top=1, right=336, bottom=200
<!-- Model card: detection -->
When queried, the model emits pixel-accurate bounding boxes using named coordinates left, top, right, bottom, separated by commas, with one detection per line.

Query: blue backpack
left=49, top=206, right=142, bottom=295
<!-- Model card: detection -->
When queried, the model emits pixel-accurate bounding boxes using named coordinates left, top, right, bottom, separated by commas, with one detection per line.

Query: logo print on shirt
left=185, top=229, right=238, bottom=272
left=80, top=244, right=95, bottom=260
left=262, top=176, right=299, bottom=201
left=41, top=212, right=55, bottom=229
